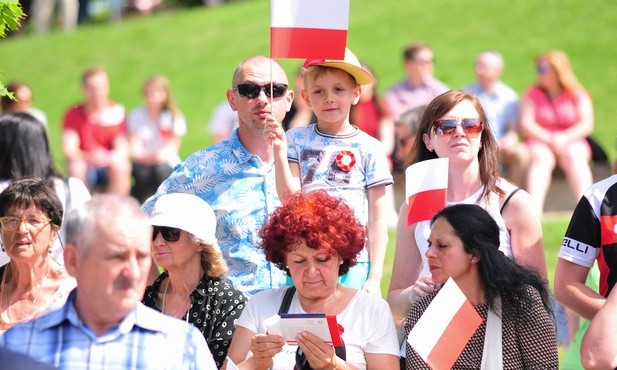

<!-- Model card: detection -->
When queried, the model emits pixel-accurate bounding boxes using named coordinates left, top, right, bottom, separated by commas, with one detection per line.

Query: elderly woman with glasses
left=387, top=90, right=548, bottom=328
left=142, top=193, right=246, bottom=369
left=0, top=178, right=76, bottom=332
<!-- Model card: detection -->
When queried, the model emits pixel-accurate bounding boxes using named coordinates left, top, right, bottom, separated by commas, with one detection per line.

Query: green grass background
left=0, top=0, right=612, bottom=293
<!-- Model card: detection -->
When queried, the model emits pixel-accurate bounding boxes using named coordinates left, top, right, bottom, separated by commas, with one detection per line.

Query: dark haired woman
left=404, top=204, right=558, bottom=368
left=225, top=191, right=399, bottom=370
left=0, top=179, right=76, bottom=332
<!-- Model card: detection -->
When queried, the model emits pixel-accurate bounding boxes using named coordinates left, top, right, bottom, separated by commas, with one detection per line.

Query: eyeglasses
left=433, top=118, right=483, bottom=136
left=0, top=216, right=52, bottom=231
left=233, top=83, right=288, bottom=99
left=152, top=226, right=181, bottom=242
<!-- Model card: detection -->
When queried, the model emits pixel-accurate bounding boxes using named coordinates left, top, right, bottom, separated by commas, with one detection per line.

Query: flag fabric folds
left=407, top=278, right=483, bottom=369
left=270, top=0, right=349, bottom=59
left=405, top=158, right=448, bottom=226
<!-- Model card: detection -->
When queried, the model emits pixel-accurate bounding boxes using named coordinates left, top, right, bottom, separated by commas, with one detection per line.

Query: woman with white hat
left=142, top=193, right=246, bottom=368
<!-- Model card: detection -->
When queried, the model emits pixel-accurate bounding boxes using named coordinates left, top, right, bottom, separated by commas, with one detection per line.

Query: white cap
left=149, top=193, right=217, bottom=246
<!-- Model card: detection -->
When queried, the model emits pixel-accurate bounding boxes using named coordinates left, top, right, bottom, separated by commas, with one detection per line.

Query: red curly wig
left=259, top=190, right=366, bottom=276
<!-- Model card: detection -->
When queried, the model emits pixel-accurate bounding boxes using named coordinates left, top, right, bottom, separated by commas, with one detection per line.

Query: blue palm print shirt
left=142, top=129, right=286, bottom=297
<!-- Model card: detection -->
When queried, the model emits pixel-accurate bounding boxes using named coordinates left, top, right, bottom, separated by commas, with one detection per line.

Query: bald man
left=143, top=56, right=294, bottom=296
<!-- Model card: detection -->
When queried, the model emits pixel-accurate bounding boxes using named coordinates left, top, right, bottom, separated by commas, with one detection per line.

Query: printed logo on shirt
left=562, top=237, right=593, bottom=256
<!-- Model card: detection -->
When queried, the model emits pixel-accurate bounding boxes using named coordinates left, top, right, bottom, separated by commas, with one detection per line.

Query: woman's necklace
left=161, top=279, right=190, bottom=322
left=0, top=263, right=54, bottom=328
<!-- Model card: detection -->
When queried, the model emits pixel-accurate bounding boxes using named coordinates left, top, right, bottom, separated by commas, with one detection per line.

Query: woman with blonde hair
left=127, top=75, right=187, bottom=202
left=520, top=50, right=594, bottom=214
left=142, top=193, right=246, bottom=368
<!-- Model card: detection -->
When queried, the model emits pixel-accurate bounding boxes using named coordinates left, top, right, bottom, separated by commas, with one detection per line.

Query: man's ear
left=285, top=89, right=294, bottom=112
left=226, top=89, right=237, bottom=112
left=63, top=244, right=79, bottom=278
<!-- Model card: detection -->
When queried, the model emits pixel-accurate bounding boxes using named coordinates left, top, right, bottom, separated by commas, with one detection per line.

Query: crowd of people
left=0, top=40, right=614, bottom=369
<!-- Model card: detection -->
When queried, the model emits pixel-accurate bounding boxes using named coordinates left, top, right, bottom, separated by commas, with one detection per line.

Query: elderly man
left=143, top=55, right=294, bottom=297
left=385, top=42, right=448, bottom=118
left=0, top=194, right=216, bottom=369
left=62, top=67, right=132, bottom=195
left=464, top=50, right=529, bottom=187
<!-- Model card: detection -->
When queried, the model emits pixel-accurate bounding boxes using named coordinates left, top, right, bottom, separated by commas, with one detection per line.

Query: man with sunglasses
left=143, top=55, right=294, bottom=297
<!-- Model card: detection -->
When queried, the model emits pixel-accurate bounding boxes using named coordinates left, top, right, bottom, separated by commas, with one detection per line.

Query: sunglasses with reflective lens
left=152, top=226, right=181, bottom=242
left=434, top=118, right=483, bottom=136
left=234, top=83, right=288, bottom=99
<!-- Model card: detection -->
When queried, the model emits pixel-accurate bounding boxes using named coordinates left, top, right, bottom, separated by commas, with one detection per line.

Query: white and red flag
left=270, top=0, right=349, bottom=59
left=407, top=278, right=483, bottom=369
left=405, top=158, right=448, bottom=227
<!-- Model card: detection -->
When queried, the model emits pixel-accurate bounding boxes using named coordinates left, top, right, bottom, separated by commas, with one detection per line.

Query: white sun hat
left=149, top=193, right=217, bottom=246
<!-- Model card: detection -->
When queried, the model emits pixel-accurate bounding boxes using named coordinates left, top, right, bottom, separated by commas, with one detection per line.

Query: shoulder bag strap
left=278, top=286, right=296, bottom=314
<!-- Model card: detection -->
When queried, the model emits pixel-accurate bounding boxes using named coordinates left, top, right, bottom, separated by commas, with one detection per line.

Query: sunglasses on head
left=433, top=118, right=483, bottom=136
left=152, top=226, right=181, bottom=242
left=233, top=83, right=288, bottom=99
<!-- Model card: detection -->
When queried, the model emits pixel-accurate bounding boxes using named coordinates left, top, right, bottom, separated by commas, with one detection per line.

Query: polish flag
left=406, top=158, right=448, bottom=226
left=270, top=0, right=349, bottom=59
left=407, top=278, right=483, bottom=369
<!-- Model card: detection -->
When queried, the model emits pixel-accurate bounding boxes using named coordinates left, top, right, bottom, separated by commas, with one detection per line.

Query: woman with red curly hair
left=225, top=191, right=399, bottom=370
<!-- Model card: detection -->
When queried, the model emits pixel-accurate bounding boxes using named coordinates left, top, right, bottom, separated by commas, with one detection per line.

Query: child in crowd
left=264, top=48, right=392, bottom=295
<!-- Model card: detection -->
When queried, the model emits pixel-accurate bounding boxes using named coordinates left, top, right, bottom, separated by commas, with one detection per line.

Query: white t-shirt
left=127, top=106, right=187, bottom=166
left=0, top=177, right=91, bottom=266
left=235, top=287, right=399, bottom=370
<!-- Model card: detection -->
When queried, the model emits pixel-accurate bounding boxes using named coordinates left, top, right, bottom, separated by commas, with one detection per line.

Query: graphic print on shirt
left=300, top=148, right=353, bottom=187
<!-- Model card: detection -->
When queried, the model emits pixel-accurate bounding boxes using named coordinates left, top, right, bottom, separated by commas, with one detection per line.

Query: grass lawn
left=1, top=0, right=616, bottom=162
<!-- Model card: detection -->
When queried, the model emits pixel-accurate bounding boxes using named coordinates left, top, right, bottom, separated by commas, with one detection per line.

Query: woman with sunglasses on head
left=520, top=50, right=594, bottom=215
left=142, top=193, right=246, bottom=369
left=0, top=178, right=77, bottom=333
left=0, top=112, right=91, bottom=267
left=387, top=90, right=547, bottom=328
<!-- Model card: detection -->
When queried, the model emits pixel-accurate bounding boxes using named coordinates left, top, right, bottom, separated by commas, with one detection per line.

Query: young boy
left=264, top=48, right=393, bottom=295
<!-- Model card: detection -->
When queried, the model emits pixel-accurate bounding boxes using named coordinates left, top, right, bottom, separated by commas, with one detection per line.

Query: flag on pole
left=407, top=278, right=483, bottom=369
left=270, top=0, right=349, bottom=59
left=405, top=158, right=448, bottom=226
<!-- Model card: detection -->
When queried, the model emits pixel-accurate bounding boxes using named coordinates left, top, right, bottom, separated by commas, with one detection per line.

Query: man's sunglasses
left=433, top=118, right=483, bottom=136
left=233, top=83, right=288, bottom=99
left=152, top=226, right=181, bottom=242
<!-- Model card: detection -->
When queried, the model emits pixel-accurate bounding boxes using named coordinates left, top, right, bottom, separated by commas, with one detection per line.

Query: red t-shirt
left=63, top=103, right=126, bottom=152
